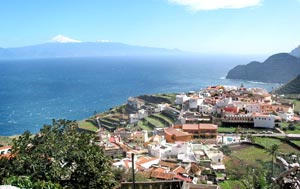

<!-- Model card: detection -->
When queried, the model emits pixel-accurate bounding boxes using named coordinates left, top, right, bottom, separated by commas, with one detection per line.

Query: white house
left=245, top=104, right=261, bottom=114
left=129, top=113, right=139, bottom=124
left=253, top=114, right=276, bottom=129
left=154, top=103, right=168, bottom=113
left=216, top=97, right=232, bottom=108
left=175, top=94, right=189, bottom=104
left=231, top=101, right=245, bottom=110
left=189, top=96, right=203, bottom=109
left=204, top=148, right=224, bottom=164
left=148, top=142, right=193, bottom=159
left=0, top=146, right=11, bottom=155
left=276, top=111, right=294, bottom=122
left=148, top=143, right=172, bottom=158
left=199, top=104, right=213, bottom=114
left=138, top=109, right=148, bottom=119
left=136, top=156, right=160, bottom=169
left=127, top=97, right=145, bottom=110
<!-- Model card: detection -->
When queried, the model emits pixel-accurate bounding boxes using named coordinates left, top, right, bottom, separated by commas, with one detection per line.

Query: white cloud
left=168, top=0, right=262, bottom=10
left=51, top=34, right=81, bottom=43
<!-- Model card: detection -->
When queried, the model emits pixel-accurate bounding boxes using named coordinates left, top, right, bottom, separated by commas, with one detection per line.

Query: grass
left=137, top=121, right=152, bottom=131
left=232, top=146, right=271, bottom=166
left=0, top=136, right=14, bottom=146
left=254, top=137, right=299, bottom=153
left=221, top=145, right=271, bottom=189
left=222, top=138, right=300, bottom=189
left=283, top=123, right=300, bottom=134
left=218, top=127, right=236, bottom=133
left=77, top=121, right=98, bottom=132
left=154, top=93, right=177, bottom=105
left=219, top=179, right=244, bottom=189
left=290, top=140, right=300, bottom=147
left=152, top=113, right=174, bottom=125
left=144, top=117, right=165, bottom=128
left=218, top=126, right=272, bottom=134
left=293, top=99, right=300, bottom=112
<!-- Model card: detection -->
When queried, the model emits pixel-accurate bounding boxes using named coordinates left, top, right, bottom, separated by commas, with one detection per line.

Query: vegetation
left=254, top=137, right=299, bottom=153
left=265, top=144, right=279, bottom=177
left=77, top=120, right=98, bottom=132
left=222, top=145, right=272, bottom=189
left=273, top=74, right=300, bottom=94
left=0, top=136, right=14, bottom=146
left=0, top=119, right=116, bottom=189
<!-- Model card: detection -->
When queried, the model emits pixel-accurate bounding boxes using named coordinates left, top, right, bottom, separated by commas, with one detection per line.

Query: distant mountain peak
left=291, top=45, right=300, bottom=58
left=51, top=34, right=81, bottom=43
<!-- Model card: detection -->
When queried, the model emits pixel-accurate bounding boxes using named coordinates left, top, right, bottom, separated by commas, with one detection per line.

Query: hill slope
left=226, top=53, right=300, bottom=83
left=273, top=75, right=300, bottom=94
left=291, top=45, right=300, bottom=58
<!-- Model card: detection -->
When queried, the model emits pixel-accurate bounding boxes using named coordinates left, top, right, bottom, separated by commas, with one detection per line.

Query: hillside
left=79, top=94, right=178, bottom=132
left=291, top=45, right=300, bottom=58
left=226, top=53, right=300, bottom=83
left=0, top=42, right=183, bottom=59
left=273, top=75, right=300, bottom=94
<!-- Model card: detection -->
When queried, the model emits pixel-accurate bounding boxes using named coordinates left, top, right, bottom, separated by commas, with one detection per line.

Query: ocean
left=0, top=56, right=279, bottom=136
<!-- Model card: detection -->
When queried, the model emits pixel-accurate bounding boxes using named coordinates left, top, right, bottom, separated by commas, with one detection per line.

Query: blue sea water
left=0, top=56, right=279, bottom=136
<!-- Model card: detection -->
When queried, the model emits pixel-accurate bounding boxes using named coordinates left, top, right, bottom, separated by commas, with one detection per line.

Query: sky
left=1, top=0, right=300, bottom=55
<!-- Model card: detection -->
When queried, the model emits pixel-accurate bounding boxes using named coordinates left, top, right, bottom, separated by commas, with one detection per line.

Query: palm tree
left=266, top=144, right=279, bottom=178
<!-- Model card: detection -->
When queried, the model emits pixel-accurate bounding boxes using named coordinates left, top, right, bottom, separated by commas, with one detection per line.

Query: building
left=0, top=146, right=11, bottom=155
left=181, top=124, right=218, bottom=139
left=127, top=97, right=145, bottom=110
left=129, top=113, right=139, bottom=124
left=133, top=130, right=148, bottom=144
left=245, top=104, right=261, bottom=114
left=253, top=113, right=279, bottom=129
left=175, top=94, right=189, bottom=105
left=198, top=104, right=213, bottom=114
left=164, top=127, right=192, bottom=143
left=129, top=109, right=148, bottom=124
left=189, top=96, right=203, bottom=109
left=224, top=105, right=239, bottom=114
left=222, top=114, right=253, bottom=127
left=155, top=103, right=168, bottom=113
left=148, top=142, right=192, bottom=159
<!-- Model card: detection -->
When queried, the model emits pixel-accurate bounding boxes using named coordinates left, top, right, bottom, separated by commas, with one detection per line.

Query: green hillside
left=273, top=75, right=300, bottom=94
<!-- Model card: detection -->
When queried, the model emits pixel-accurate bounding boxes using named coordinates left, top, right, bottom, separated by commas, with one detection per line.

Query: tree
left=220, top=145, right=232, bottom=156
left=0, top=119, right=116, bottom=189
left=266, top=144, right=279, bottom=178
left=247, top=134, right=256, bottom=143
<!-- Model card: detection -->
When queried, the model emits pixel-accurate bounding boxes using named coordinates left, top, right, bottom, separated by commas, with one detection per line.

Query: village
left=1, top=85, right=299, bottom=189
left=92, top=85, right=300, bottom=188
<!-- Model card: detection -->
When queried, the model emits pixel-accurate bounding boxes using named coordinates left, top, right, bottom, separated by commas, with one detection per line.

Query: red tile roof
left=150, top=171, right=174, bottom=180
left=172, top=166, right=186, bottom=174
left=174, top=174, right=192, bottom=182
left=0, top=146, right=12, bottom=151
left=164, top=127, right=192, bottom=137
left=136, top=156, right=159, bottom=165
left=182, top=124, right=217, bottom=130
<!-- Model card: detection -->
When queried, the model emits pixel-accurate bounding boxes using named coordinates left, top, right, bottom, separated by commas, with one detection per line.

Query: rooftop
left=182, top=124, right=218, bottom=130
left=164, top=127, right=192, bottom=137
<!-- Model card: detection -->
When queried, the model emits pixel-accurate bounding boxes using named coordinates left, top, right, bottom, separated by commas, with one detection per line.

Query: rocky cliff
left=226, top=53, right=300, bottom=83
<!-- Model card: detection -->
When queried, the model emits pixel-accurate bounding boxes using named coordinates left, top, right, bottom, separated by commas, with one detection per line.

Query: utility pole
left=132, top=153, right=136, bottom=189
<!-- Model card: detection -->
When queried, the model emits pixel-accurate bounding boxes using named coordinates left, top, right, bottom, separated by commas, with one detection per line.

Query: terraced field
left=273, top=75, right=300, bottom=94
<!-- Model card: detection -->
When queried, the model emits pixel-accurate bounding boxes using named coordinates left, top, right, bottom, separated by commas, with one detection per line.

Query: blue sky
left=1, top=0, right=300, bottom=55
